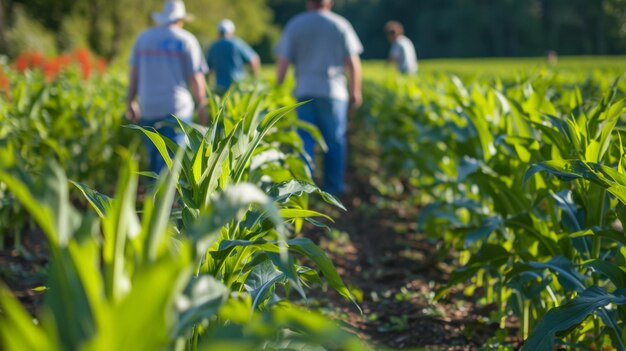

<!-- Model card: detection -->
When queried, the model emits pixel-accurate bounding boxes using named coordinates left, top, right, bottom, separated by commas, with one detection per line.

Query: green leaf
left=216, top=239, right=280, bottom=254
left=0, top=287, right=56, bottom=351
left=294, top=118, right=328, bottom=152
left=570, top=228, right=626, bottom=246
left=125, top=124, right=173, bottom=170
left=279, top=209, right=334, bottom=223
left=527, top=257, right=586, bottom=292
left=141, top=149, right=184, bottom=263
left=270, top=180, right=345, bottom=211
left=523, top=286, right=626, bottom=351
left=464, top=216, right=502, bottom=248
left=525, top=160, right=626, bottom=205
left=267, top=252, right=307, bottom=301
left=88, top=254, right=191, bottom=350
left=173, top=276, right=229, bottom=337
left=70, top=181, right=113, bottom=218
left=585, top=259, right=626, bottom=288
left=436, top=244, right=510, bottom=300
left=101, top=154, right=140, bottom=301
left=288, top=237, right=361, bottom=313
left=231, top=102, right=306, bottom=183
left=0, top=163, right=79, bottom=247
left=244, top=258, right=286, bottom=310
left=524, top=160, right=588, bottom=184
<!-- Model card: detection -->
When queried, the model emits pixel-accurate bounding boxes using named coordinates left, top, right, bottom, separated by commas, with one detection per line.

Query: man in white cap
left=275, top=0, right=362, bottom=196
left=126, top=0, right=208, bottom=174
left=206, top=19, right=260, bottom=93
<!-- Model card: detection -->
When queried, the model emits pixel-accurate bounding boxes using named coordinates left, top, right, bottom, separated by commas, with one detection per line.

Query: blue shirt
left=207, top=37, right=257, bottom=91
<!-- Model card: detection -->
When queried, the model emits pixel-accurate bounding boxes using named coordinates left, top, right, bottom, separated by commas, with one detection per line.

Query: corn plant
left=0, top=147, right=365, bottom=351
left=0, top=83, right=364, bottom=350
left=126, top=88, right=356, bottom=307
left=0, top=64, right=133, bottom=249
left=356, top=68, right=626, bottom=349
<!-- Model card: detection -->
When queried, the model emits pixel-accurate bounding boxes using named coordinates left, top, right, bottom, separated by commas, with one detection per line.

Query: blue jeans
left=139, top=115, right=190, bottom=174
left=297, top=97, right=348, bottom=196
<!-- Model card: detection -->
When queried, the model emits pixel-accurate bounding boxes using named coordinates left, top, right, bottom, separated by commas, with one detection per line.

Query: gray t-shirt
left=130, top=26, right=208, bottom=120
left=275, top=10, right=363, bottom=101
left=389, top=35, right=417, bottom=74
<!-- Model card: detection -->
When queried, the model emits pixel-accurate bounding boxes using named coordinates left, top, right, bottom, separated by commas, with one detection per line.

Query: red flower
left=96, top=58, right=106, bottom=75
left=81, top=63, right=92, bottom=80
left=58, top=54, right=72, bottom=69
left=74, top=48, right=90, bottom=65
left=0, top=67, right=11, bottom=101
left=30, top=52, right=44, bottom=68
left=14, top=54, right=29, bottom=72
left=10, top=48, right=107, bottom=81
left=43, top=58, right=61, bottom=81
left=73, top=48, right=92, bottom=80
left=0, top=69, right=7, bottom=89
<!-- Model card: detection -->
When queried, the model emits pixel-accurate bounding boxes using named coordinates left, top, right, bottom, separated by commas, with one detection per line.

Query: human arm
left=205, top=46, right=214, bottom=86
left=276, top=56, right=290, bottom=86
left=248, top=55, right=261, bottom=79
left=186, top=37, right=209, bottom=125
left=345, top=54, right=362, bottom=109
left=190, top=72, right=209, bottom=125
left=125, top=66, right=140, bottom=123
left=238, top=40, right=261, bottom=79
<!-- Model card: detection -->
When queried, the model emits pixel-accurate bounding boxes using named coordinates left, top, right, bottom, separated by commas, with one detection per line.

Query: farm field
left=1, top=55, right=626, bottom=350
left=262, top=56, right=626, bottom=81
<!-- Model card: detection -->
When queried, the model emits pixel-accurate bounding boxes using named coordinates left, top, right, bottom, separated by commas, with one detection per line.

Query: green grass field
left=261, top=56, right=626, bottom=82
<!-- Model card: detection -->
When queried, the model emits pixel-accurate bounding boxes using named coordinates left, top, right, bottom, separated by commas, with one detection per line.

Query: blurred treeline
left=1, top=0, right=625, bottom=64
left=0, top=0, right=277, bottom=64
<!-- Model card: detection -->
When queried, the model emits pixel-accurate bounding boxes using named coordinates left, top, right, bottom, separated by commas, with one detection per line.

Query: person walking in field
left=275, top=0, right=363, bottom=196
left=385, top=21, right=418, bottom=75
left=206, top=19, right=260, bottom=93
left=125, top=0, right=208, bottom=174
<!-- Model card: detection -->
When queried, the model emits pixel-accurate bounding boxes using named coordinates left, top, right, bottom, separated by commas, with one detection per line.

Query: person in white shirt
left=385, top=21, right=418, bottom=75
left=126, top=0, right=208, bottom=174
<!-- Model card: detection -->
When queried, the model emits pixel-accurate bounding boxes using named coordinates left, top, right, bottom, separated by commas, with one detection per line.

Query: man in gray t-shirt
left=275, top=0, right=363, bottom=196
left=385, top=21, right=418, bottom=75
left=126, top=0, right=208, bottom=174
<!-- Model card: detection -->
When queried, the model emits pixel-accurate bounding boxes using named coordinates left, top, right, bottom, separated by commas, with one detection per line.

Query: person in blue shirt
left=206, top=19, right=260, bottom=93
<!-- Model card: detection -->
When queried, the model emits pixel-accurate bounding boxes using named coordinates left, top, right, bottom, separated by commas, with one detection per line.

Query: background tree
left=1, top=0, right=626, bottom=61
left=0, top=0, right=277, bottom=64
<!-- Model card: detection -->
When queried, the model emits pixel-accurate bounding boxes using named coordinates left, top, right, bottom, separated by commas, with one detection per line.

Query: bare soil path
left=300, top=127, right=521, bottom=350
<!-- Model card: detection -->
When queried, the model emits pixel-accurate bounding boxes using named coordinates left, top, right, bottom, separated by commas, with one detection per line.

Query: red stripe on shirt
left=137, top=50, right=185, bottom=58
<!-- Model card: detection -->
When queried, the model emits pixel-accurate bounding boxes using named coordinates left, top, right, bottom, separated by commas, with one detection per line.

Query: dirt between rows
left=295, top=126, right=522, bottom=350
left=303, top=176, right=521, bottom=350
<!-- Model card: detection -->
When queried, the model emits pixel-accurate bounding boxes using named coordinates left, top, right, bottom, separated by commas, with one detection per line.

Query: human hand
left=197, top=105, right=209, bottom=126
left=125, top=101, right=140, bottom=123
left=349, top=90, right=362, bottom=110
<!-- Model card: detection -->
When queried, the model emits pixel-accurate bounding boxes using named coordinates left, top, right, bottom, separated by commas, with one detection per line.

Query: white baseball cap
left=152, top=1, right=193, bottom=25
left=218, top=19, right=235, bottom=34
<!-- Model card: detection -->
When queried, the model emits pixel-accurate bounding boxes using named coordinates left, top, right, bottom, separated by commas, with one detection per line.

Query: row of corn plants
left=357, top=67, right=626, bottom=350
left=0, top=57, right=132, bottom=249
left=0, top=63, right=366, bottom=349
